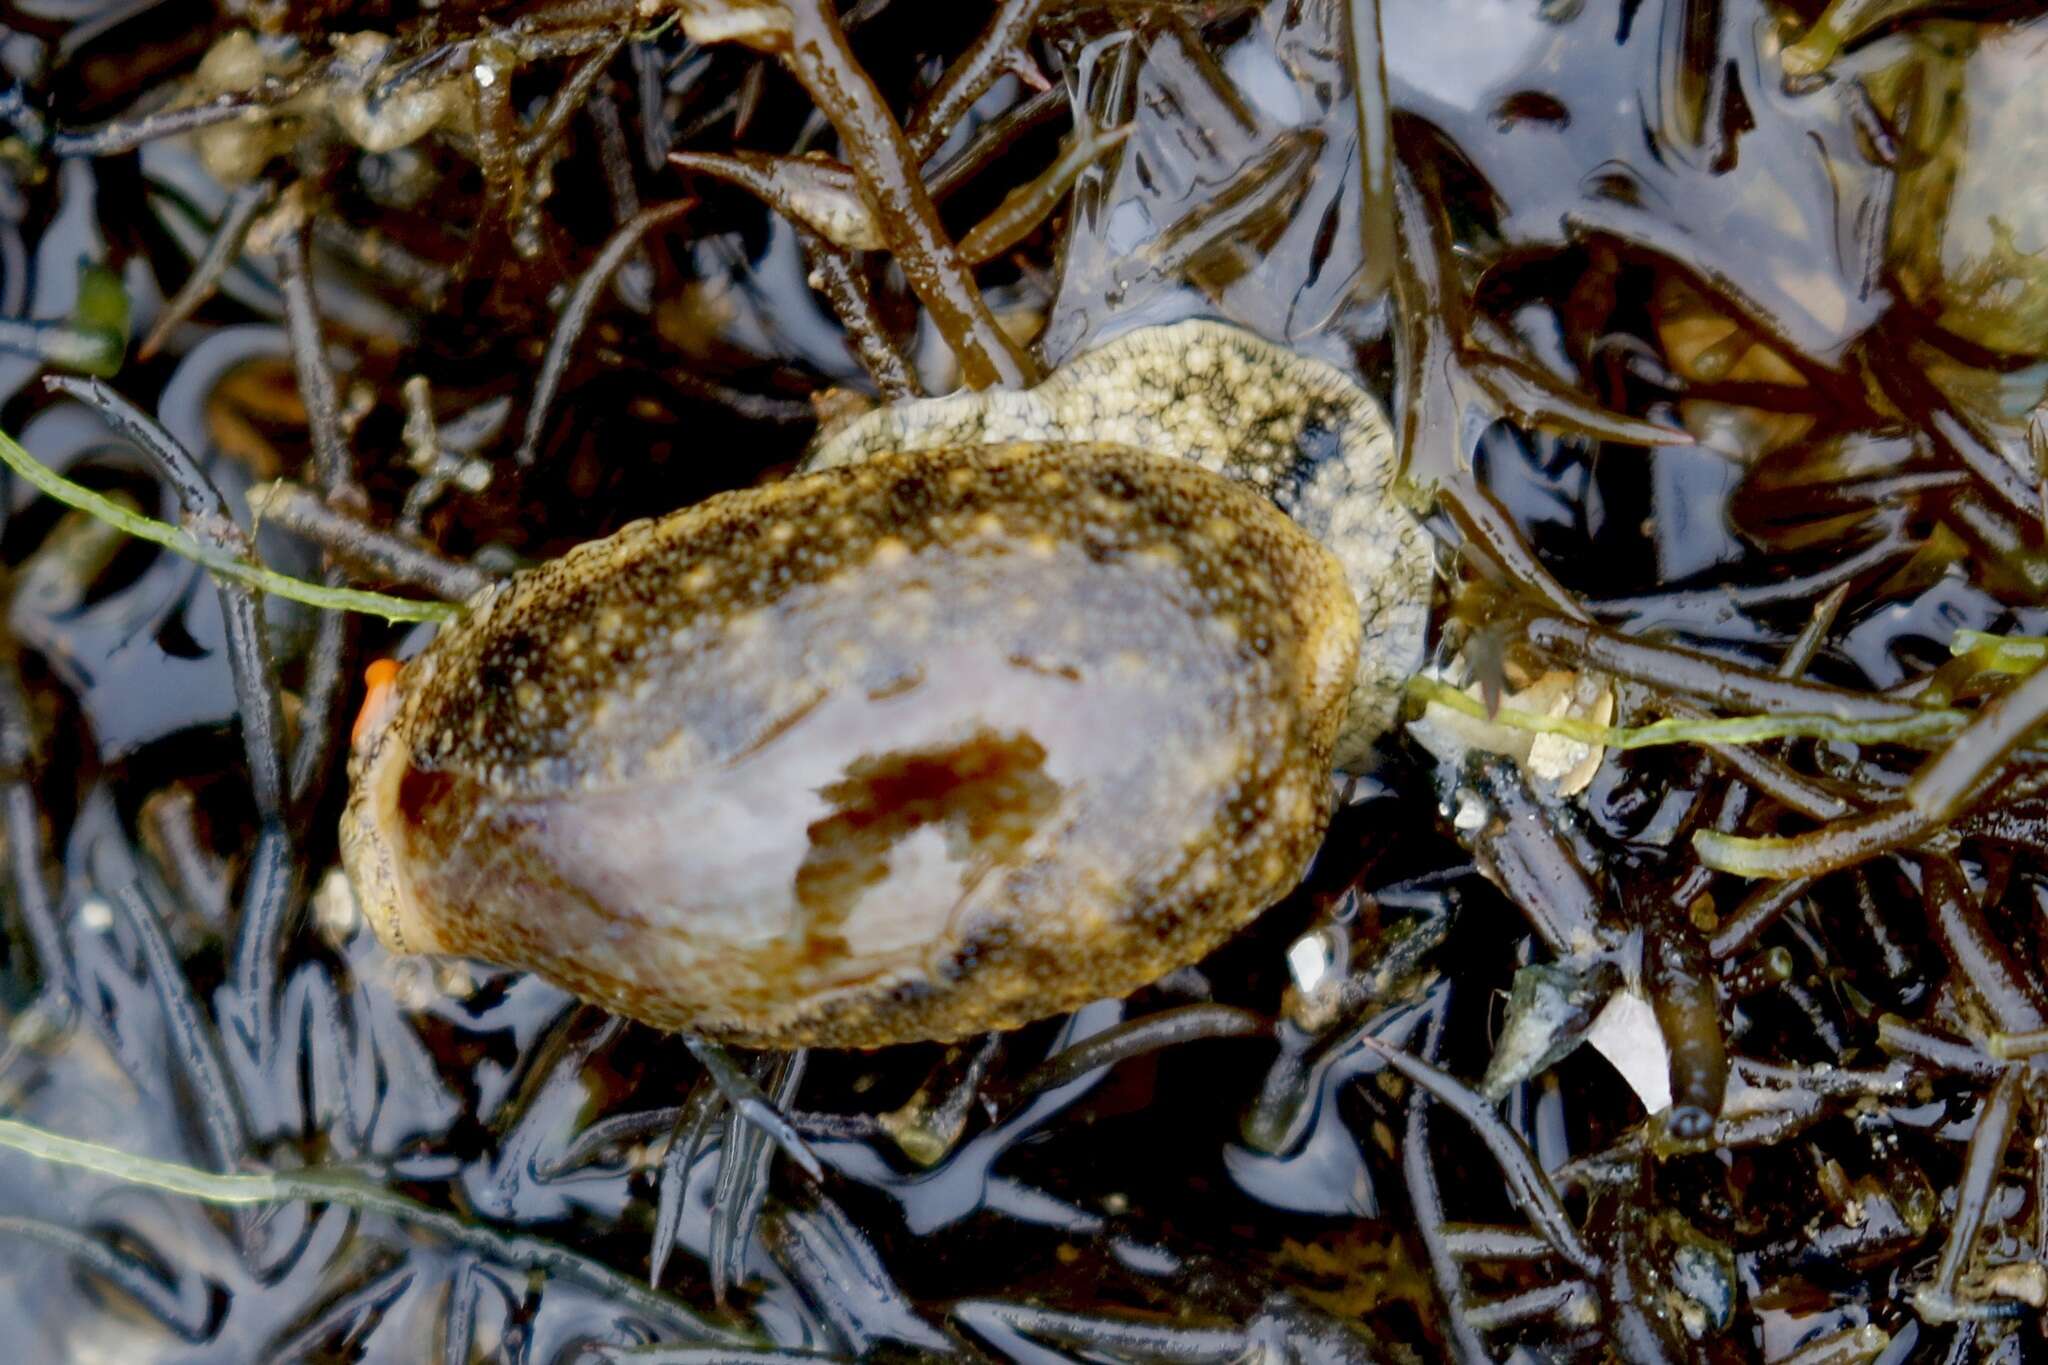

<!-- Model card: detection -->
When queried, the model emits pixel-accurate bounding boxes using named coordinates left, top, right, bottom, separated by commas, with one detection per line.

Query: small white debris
left=1585, top=989, right=1672, bottom=1115
left=1453, top=790, right=1488, bottom=832
left=1525, top=673, right=1614, bottom=797
left=433, top=959, right=478, bottom=1000
left=313, top=866, right=361, bottom=943
left=78, top=897, right=113, bottom=932
left=388, top=957, right=439, bottom=1012
left=1287, top=931, right=1332, bottom=996
left=1411, top=665, right=1614, bottom=798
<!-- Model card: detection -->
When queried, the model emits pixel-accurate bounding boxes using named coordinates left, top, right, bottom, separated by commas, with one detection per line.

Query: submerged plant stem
left=1699, top=658, right=2048, bottom=878
left=140, top=179, right=277, bottom=361
left=957, top=124, right=1131, bottom=264
left=48, top=375, right=288, bottom=820
left=1708, top=875, right=1815, bottom=960
left=1361, top=1033, right=1599, bottom=1275
left=1906, top=660, right=2048, bottom=819
left=0, top=1117, right=747, bottom=1343
left=796, top=227, right=919, bottom=398
left=1340, top=0, right=1395, bottom=299
left=903, top=0, right=1050, bottom=162
left=516, top=199, right=694, bottom=466
left=1523, top=615, right=1923, bottom=722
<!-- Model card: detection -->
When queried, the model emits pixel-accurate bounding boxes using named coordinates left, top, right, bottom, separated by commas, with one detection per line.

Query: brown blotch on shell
left=342, top=441, right=1361, bottom=1047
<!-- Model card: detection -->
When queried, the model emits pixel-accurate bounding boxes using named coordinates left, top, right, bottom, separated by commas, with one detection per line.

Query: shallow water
left=0, top=0, right=2046, bottom=1360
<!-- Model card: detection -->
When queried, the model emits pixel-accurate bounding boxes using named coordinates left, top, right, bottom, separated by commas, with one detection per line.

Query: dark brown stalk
left=113, top=882, right=248, bottom=1177
left=706, top=1051, right=807, bottom=1303
left=50, top=87, right=309, bottom=157
left=1590, top=532, right=1914, bottom=620
left=538, top=1104, right=685, bottom=1180
left=588, top=89, right=646, bottom=230
left=1709, top=874, right=1816, bottom=960
left=1463, top=1281, right=1595, bottom=1333
left=519, top=33, right=627, bottom=167
left=441, top=1257, right=483, bottom=1365
left=1398, top=1001, right=1493, bottom=1361
left=796, top=228, right=920, bottom=399
left=1440, top=475, right=1590, bottom=622
left=1469, top=760, right=1609, bottom=955
left=1677, top=582, right=1862, bottom=824
left=1872, top=343, right=2038, bottom=522
left=778, top=0, right=1038, bottom=389
left=0, top=1217, right=213, bottom=1340
left=1905, top=660, right=2048, bottom=820
left=1466, top=320, right=1694, bottom=448
left=1875, top=1016, right=2002, bottom=1077
left=220, top=825, right=295, bottom=1066
left=309, top=218, right=452, bottom=306
left=266, top=1266, right=419, bottom=1361
left=923, top=85, right=1066, bottom=201
left=1339, top=0, right=1395, bottom=299
left=1920, top=855, right=2048, bottom=1036
left=681, top=1036, right=823, bottom=1181
left=1940, top=488, right=2048, bottom=597
left=470, top=38, right=526, bottom=265
left=516, top=199, right=694, bottom=466
left=1438, top=1225, right=1556, bottom=1260
left=1672, top=702, right=1855, bottom=822
left=275, top=223, right=359, bottom=498
left=0, top=643, right=62, bottom=997
left=668, top=150, right=880, bottom=248
left=1145, top=131, right=1323, bottom=287
left=1522, top=614, right=1923, bottom=722
left=1914, top=1066, right=2023, bottom=1322
left=510, top=0, right=640, bottom=34
left=274, top=221, right=368, bottom=817
left=1701, top=665, right=2048, bottom=880
left=904, top=0, right=1051, bottom=162
left=287, top=581, right=353, bottom=813
left=957, top=124, right=1131, bottom=265
left=1363, top=1032, right=1599, bottom=1276
left=649, top=1080, right=721, bottom=1289
left=140, top=179, right=278, bottom=360
left=1008, top=1004, right=1268, bottom=1100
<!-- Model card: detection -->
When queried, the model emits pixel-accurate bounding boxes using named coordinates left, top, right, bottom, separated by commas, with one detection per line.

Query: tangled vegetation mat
left=1, top=0, right=2047, bottom=1360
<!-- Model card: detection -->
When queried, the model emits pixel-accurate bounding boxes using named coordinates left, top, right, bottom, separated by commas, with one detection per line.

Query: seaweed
left=3, top=0, right=2048, bottom=1358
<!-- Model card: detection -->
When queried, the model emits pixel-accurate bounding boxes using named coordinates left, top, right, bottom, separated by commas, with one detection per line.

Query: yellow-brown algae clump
left=806, top=320, right=1431, bottom=770
left=343, top=442, right=1361, bottom=1048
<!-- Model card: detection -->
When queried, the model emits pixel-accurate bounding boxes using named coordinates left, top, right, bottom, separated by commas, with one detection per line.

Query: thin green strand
left=1408, top=675, right=1964, bottom=750
left=0, top=1117, right=272, bottom=1202
left=0, top=1117, right=746, bottom=1342
left=0, top=425, right=459, bottom=625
